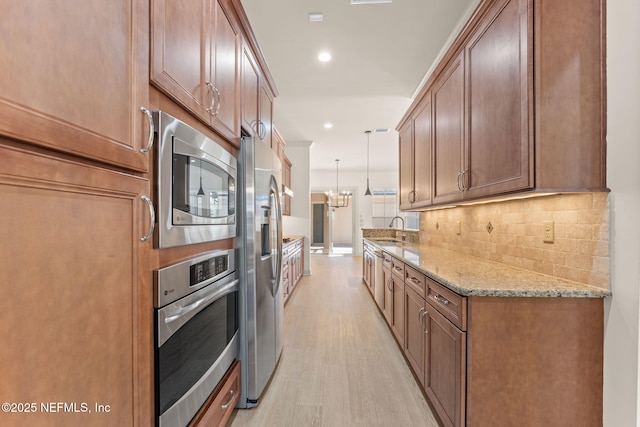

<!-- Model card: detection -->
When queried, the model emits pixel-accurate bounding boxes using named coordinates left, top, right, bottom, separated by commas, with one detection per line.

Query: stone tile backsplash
left=418, top=193, right=610, bottom=289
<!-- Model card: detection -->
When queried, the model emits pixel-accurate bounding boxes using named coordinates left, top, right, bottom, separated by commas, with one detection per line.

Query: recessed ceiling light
left=318, top=51, right=332, bottom=62
left=350, top=0, right=392, bottom=4
left=373, top=128, right=390, bottom=133
left=309, top=13, right=324, bottom=22
left=324, top=123, right=333, bottom=129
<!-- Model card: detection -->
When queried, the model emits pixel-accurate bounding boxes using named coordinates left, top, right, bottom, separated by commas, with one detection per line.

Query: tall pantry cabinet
left=0, top=1, right=154, bottom=426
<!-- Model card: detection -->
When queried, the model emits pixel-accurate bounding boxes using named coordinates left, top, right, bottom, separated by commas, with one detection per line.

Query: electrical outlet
left=543, top=221, right=555, bottom=243
left=456, top=221, right=461, bottom=235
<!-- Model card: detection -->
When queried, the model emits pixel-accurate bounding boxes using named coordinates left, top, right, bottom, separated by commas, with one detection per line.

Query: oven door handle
left=164, top=279, right=238, bottom=325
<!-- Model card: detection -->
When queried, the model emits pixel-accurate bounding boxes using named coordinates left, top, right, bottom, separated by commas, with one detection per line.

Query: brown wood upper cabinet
left=464, top=0, right=531, bottom=199
left=0, top=0, right=150, bottom=172
left=398, top=0, right=606, bottom=209
left=399, top=93, right=433, bottom=210
left=151, top=0, right=241, bottom=144
left=432, top=52, right=466, bottom=205
left=241, top=43, right=275, bottom=147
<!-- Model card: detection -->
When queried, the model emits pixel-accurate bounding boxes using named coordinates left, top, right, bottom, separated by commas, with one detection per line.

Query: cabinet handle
left=259, top=121, right=267, bottom=139
left=457, top=171, right=463, bottom=192
left=461, top=169, right=468, bottom=191
left=221, top=389, right=235, bottom=409
left=140, top=195, right=155, bottom=242
left=408, top=277, right=420, bottom=285
left=419, top=308, right=429, bottom=334
left=205, top=81, right=216, bottom=113
left=434, top=294, right=449, bottom=305
left=212, top=86, right=222, bottom=117
left=387, top=277, right=393, bottom=291
left=139, top=107, right=154, bottom=154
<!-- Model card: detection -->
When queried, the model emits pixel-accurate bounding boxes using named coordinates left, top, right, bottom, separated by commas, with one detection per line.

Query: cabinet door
left=241, top=44, right=260, bottom=136
left=398, top=120, right=414, bottom=210
left=259, top=81, right=274, bottom=147
left=0, top=141, right=153, bottom=427
left=382, top=266, right=394, bottom=325
left=391, top=275, right=405, bottom=347
left=465, top=0, right=531, bottom=198
left=412, top=94, right=433, bottom=208
left=424, top=303, right=466, bottom=427
left=151, top=0, right=210, bottom=122
left=404, top=286, right=426, bottom=386
left=209, top=0, right=240, bottom=141
left=432, top=52, right=465, bottom=205
left=0, top=0, right=150, bottom=172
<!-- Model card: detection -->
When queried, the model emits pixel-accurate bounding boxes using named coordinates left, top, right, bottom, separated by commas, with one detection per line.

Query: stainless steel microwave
left=153, top=111, right=236, bottom=248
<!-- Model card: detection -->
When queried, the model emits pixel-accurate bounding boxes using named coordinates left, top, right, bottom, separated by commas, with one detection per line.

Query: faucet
left=389, top=216, right=406, bottom=241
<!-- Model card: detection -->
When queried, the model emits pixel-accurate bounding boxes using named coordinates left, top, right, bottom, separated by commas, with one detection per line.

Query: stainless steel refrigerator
left=237, top=136, right=284, bottom=408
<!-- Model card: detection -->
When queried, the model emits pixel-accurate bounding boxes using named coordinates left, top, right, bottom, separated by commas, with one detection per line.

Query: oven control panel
left=154, top=248, right=236, bottom=308
left=190, top=255, right=228, bottom=286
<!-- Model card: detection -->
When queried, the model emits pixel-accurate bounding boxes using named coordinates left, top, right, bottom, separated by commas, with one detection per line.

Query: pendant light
left=364, top=130, right=372, bottom=196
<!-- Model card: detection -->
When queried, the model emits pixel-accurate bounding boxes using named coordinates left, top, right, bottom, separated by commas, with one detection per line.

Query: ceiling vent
left=350, top=0, right=392, bottom=4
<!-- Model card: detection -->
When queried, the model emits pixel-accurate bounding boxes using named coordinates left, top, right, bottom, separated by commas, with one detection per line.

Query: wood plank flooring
left=229, top=254, right=440, bottom=427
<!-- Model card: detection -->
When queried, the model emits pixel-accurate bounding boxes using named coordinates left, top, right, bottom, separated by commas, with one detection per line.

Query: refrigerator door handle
left=270, top=174, right=283, bottom=296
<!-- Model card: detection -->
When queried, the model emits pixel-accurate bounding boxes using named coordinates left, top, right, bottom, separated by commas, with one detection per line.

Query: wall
left=283, top=141, right=313, bottom=274
left=604, top=1, right=640, bottom=425
left=419, top=193, right=609, bottom=288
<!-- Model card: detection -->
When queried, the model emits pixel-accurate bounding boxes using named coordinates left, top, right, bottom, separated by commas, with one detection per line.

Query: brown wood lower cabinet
left=381, top=255, right=394, bottom=325
left=375, top=247, right=604, bottom=427
left=424, top=302, right=466, bottom=427
left=190, top=361, right=241, bottom=427
left=390, top=273, right=405, bottom=348
left=404, top=286, right=426, bottom=387
left=0, top=140, right=153, bottom=426
left=283, top=237, right=304, bottom=305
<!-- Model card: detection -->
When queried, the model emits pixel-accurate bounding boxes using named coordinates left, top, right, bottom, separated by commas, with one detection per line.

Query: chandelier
left=327, top=159, right=352, bottom=208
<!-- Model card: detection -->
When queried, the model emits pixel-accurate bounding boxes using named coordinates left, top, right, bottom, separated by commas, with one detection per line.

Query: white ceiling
left=240, top=0, right=475, bottom=174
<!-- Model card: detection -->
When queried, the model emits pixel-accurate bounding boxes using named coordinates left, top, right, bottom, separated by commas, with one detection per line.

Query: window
left=371, top=190, right=419, bottom=230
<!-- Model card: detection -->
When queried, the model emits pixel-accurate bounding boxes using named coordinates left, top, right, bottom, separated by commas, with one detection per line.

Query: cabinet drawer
left=426, top=278, right=467, bottom=331
left=391, top=258, right=405, bottom=279
left=382, top=253, right=394, bottom=270
left=404, top=265, right=426, bottom=298
left=190, top=360, right=240, bottom=427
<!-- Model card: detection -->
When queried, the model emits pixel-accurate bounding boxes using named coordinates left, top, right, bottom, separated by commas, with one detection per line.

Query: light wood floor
left=229, top=254, right=439, bottom=427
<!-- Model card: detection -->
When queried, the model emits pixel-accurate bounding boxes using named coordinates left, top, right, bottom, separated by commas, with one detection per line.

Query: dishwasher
left=373, top=249, right=384, bottom=309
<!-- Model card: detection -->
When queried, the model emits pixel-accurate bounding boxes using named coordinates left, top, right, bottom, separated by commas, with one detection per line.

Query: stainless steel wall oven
left=153, top=111, right=237, bottom=248
left=154, top=249, right=238, bottom=427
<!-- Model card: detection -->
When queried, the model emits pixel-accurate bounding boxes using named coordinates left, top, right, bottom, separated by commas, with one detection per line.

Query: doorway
left=312, top=203, right=324, bottom=252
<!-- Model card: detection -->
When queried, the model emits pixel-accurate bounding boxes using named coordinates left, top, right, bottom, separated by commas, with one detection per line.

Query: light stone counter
left=366, top=238, right=611, bottom=298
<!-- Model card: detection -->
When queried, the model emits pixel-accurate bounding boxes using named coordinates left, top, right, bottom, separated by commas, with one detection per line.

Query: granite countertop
left=365, top=238, right=611, bottom=298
